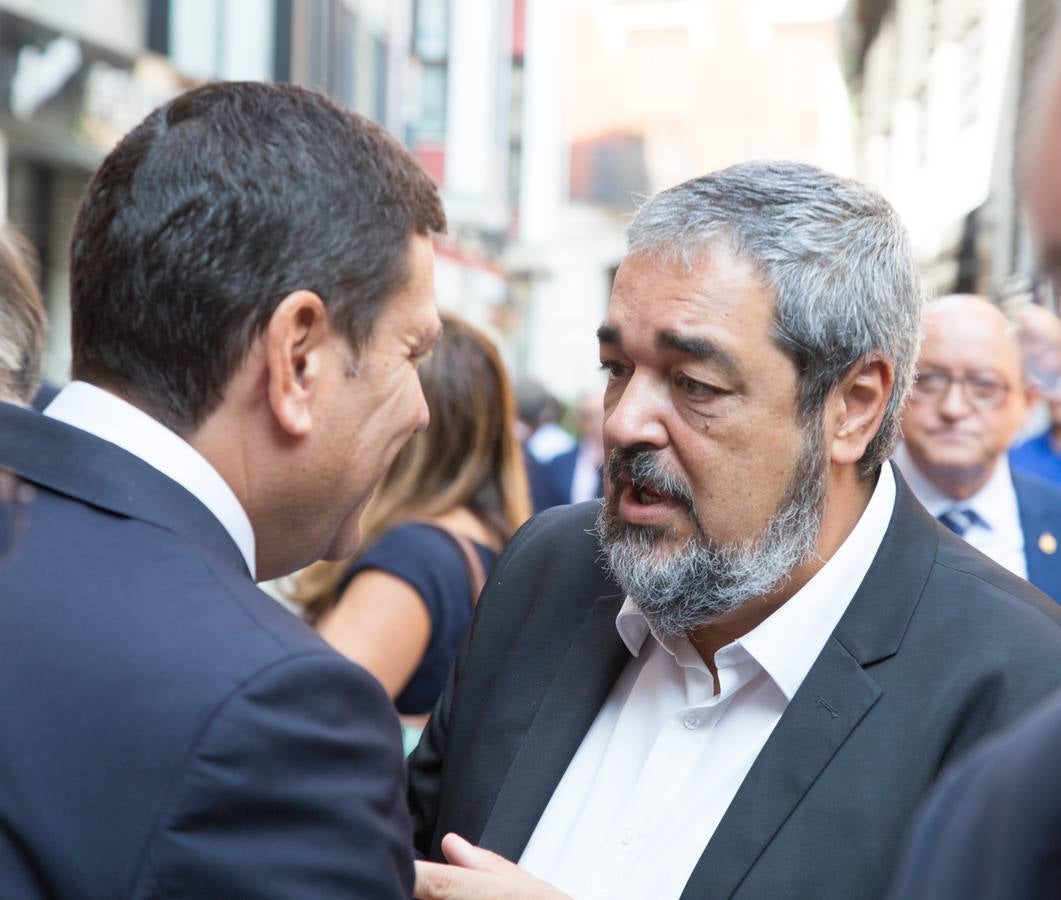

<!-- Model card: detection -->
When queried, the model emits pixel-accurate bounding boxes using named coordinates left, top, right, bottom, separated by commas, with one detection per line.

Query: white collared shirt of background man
left=893, top=442, right=1027, bottom=579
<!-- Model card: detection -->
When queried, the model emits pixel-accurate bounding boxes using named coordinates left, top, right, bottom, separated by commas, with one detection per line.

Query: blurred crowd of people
left=5, top=25, right=1061, bottom=900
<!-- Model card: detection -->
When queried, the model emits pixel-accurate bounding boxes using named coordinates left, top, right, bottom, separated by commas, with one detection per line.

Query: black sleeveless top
left=338, top=523, right=497, bottom=714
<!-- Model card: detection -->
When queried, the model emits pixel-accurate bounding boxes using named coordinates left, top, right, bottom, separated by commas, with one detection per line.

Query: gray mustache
left=607, top=448, right=696, bottom=508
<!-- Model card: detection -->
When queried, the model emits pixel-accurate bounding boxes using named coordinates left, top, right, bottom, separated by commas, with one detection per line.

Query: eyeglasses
left=909, top=370, right=1012, bottom=410
left=0, top=470, right=31, bottom=564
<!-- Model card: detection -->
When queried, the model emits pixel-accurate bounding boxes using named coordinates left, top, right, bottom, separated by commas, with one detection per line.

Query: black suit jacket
left=408, top=469, right=1061, bottom=899
left=0, top=402, right=412, bottom=898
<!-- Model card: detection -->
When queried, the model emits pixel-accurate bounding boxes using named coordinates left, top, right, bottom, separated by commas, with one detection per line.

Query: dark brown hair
left=0, top=225, right=45, bottom=405
left=70, top=81, right=445, bottom=433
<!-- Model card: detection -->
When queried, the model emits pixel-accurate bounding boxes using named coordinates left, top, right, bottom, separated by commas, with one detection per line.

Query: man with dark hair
left=410, top=161, right=1061, bottom=900
left=0, top=81, right=445, bottom=898
left=0, top=223, right=45, bottom=406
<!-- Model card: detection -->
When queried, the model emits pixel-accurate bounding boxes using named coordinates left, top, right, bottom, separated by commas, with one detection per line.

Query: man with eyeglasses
left=894, top=294, right=1061, bottom=602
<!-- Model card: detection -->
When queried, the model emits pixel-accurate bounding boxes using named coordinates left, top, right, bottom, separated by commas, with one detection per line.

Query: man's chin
left=321, top=519, right=364, bottom=562
left=602, top=526, right=698, bottom=570
left=921, top=456, right=991, bottom=483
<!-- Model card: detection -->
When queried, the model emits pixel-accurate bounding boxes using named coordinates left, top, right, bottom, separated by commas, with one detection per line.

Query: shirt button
left=619, top=826, right=636, bottom=846
left=683, top=713, right=701, bottom=730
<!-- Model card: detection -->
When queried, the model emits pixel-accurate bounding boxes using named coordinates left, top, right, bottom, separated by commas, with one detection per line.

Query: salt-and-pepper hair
left=0, top=225, right=45, bottom=406
left=626, top=160, right=923, bottom=478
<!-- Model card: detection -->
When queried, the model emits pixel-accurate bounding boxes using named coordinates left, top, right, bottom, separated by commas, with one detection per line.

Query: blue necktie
left=937, top=508, right=982, bottom=537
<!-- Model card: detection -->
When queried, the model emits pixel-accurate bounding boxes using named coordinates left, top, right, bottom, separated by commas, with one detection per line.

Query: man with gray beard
left=597, top=429, right=826, bottom=637
left=408, top=161, right=1061, bottom=900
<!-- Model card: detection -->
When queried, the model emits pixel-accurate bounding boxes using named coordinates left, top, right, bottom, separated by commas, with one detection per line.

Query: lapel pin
left=1039, top=532, right=1057, bottom=556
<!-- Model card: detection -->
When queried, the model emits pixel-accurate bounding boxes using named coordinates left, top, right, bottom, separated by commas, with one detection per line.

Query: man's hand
left=414, top=833, right=571, bottom=899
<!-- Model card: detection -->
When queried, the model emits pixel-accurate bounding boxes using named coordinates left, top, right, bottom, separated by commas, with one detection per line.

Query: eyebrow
left=597, top=323, right=743, bottom=382
left=657, top=330, right=743, bottom=382
left=413, top=320, right=443, bottom=355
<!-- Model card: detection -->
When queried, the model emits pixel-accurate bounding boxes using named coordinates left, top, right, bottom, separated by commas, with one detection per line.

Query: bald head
left=923, top=295, right=1024, bottom=386
left=1016, top=303, right=1061, bottom=398
left=901, top=295, right=1028, bottom=499
left=1017, top=303, right=1061, bottom=343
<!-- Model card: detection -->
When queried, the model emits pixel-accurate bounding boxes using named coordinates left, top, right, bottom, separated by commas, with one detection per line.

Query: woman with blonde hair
left=294, top=311, right=530, bottom=734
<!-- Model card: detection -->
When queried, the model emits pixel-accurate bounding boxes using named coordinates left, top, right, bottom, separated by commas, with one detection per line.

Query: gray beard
left=595, top=424, right=828, bottom=637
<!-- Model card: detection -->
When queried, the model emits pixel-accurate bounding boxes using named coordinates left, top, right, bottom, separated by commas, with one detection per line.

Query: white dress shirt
left=893, top=442, right=1027, bottom=579
left=527, top=422, right=576, bottom=463
left=44, top=381, right=257, bottom=578
left=518, top=465, right=897, bottom=899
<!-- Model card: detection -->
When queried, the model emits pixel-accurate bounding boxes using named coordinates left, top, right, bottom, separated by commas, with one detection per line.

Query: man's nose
left=604, top=374, right=669, bottom=450
left=938, top=378, right=974, bottom=419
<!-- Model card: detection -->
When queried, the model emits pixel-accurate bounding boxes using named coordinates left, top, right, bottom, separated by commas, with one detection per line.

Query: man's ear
left=264, top=290, right=332, bottom=437
left=829, top=357, right=893, bottom=466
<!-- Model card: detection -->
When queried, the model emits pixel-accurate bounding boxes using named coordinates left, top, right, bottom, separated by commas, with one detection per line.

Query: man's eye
left=677, top=374, right=719, bottom=398
left=917, top=372, right=948, bottom=391
left=600, top=360, right=627, bottom=379
left=967, top=377, right=1006, bottom=398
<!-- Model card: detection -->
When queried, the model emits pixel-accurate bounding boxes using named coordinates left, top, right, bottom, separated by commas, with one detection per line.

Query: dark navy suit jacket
left=0, top=402, right=413, bottom=898
left=1013, top=470, right=1061, bottom=603
left=534, top=445, right=603, bottom=511
left=523, top=447, right=558, bottom=514
left=889, top=686, right=1061, bottom=899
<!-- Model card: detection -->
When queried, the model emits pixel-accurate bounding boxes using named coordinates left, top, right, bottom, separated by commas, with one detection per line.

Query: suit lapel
left=680, top=641, right=880, bottom=899
left=681, top=467, right=938, bottom=898
left=479, top=590, right=628, bottom=861
left=0, top=401, right=248, bottom=577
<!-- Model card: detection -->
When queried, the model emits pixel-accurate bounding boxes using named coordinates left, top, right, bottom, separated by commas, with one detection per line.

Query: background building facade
left=14, top=0, right=1012, bottom=404
left=842, top=0, right=1058, bottom=307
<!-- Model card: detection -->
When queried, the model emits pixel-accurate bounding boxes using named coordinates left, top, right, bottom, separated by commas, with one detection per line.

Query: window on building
left=414, top=0, right=448, bottom=59
left=959, top=15, right=982, bottom=135
left=409, top=0, right=449, bottom=144
left=372, top=34, right=387, bottom=124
